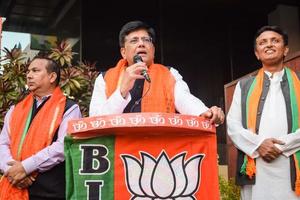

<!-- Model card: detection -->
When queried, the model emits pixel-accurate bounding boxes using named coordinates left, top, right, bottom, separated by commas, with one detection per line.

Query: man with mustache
left=89, top=20, right=224, bottom=124
left=0, top=56, right=82, bottom=199
left=227, top=26, right=300, bottom=199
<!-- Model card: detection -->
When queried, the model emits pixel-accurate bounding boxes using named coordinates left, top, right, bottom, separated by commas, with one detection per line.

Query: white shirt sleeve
left=170, top=67, right=209, bottom=116
left=0, top=106, right=15, bottom=173
left=275, top=129, right=300, bottom=157
left=226, top=81, right=265, bottom=158
left=89, top=73, right=131, bottom=116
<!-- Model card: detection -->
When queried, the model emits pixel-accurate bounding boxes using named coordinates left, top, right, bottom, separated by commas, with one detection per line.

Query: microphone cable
left=130, top=81, right=151, bottom=113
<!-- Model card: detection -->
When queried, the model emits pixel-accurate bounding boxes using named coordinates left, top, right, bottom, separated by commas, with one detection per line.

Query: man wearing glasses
left=89, top=20, right=224, bottom=124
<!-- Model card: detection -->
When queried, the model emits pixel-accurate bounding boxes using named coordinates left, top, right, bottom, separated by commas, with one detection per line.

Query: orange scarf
left=104, top=59, right=175, bottom=113
left=0, top=87, right=66, bottom=200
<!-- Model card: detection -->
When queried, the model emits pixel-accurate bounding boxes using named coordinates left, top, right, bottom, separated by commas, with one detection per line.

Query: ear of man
left=49, top=72, right=58, bottom=85
left=284, top=47, right=289, bottom=57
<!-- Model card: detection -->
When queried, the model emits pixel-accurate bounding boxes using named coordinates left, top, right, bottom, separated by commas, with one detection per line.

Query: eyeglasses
left=127, top=37, right=153, bottom=45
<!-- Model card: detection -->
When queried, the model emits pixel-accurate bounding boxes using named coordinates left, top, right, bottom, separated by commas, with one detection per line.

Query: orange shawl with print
left=0, top=87, right=66, bottom=200
left=104, top=59, right=175, bottom=113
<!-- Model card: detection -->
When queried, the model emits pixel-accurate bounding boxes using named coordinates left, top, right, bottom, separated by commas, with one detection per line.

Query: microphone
left=133, top=54, right=151, bottom=83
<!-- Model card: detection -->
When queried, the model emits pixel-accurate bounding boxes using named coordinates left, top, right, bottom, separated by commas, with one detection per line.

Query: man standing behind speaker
left=89, top=20, right=224, bottom=124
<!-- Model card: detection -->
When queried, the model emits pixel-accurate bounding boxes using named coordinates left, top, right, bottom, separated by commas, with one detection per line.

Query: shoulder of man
left=100, top=71, right=107, bottom=78
left=164, top=65, right=171, bottom=70
left=65, top=98, right=78, bottom=112
left=239, top=75, right=256, bottom=90
left=155, top=63, right=171, bottom=70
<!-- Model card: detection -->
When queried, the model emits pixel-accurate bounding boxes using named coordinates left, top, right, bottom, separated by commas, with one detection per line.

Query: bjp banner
left=65, top=113, right=220, bottom=200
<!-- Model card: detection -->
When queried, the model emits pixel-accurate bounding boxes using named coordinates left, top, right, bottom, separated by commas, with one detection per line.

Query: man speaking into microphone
left=89, top=20, right=224, bottom=124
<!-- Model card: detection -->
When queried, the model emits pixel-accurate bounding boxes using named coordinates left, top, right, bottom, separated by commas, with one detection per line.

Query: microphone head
left=133, top=54, right=151, bottom=82
left=133, top=54, right=143, bottom=63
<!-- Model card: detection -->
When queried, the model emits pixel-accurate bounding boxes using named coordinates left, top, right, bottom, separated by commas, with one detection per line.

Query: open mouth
left=136, top=50, right=147, bottom=56
left=265, top=49, right=276, bottom=54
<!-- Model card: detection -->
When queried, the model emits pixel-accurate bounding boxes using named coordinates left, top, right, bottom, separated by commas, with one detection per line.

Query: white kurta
left=89, top=67, right=209, bottom=116
left=227, top=69, right=300, bottom=200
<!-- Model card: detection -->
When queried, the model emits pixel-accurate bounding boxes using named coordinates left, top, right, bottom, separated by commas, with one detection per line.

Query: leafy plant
left=0, top=45, right=29, bottom=126
left=48, top=40, right=99, bottom=115
left=219, top=175, right=241, bottom=200
left=0, top=40, right=99, bottom=127
left=49, top=40, right=75, bottom=67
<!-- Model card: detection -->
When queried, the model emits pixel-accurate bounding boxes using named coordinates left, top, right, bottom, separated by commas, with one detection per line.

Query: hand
left=257, top=138, right=285, bottom=162
left=120, top=62, right=148, bottom=98
left=202, top=106, right=225, bottom=125
left=4, top=160, right=27, bottom=186
left=16, top=175, right=35, bottom=189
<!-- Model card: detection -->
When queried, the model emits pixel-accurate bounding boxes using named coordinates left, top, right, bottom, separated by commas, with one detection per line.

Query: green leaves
left=0, top=45, right=28, bottom=127
left=219, top=176, right=241, bottom=200
left=49, top=40, right=77, bottom=67
left=48, top=40, right=99, bottom=117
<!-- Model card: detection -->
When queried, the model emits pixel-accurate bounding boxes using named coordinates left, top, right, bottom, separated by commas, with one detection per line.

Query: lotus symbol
left=121, top=151, right=205, bottom=200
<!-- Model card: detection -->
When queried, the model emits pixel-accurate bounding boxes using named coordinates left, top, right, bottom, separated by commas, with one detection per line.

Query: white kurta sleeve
left=0, top=106, right=15, bottom=173
left=275, top=129, right=300, bottom=157
left=89, top=73, right=131, bottom=116
left=170, top=67, right=209, bottom=116
left=226, top=82, right=265, bottom=158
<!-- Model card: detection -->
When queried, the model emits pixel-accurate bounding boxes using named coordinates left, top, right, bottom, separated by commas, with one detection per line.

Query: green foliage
left=219, top=176, right=241, bottom=200
left=0, top=40, right=99, bottom=128
left=48, top=40, right=99, bottom=116
left=0, top=45, right=29, bottom=126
